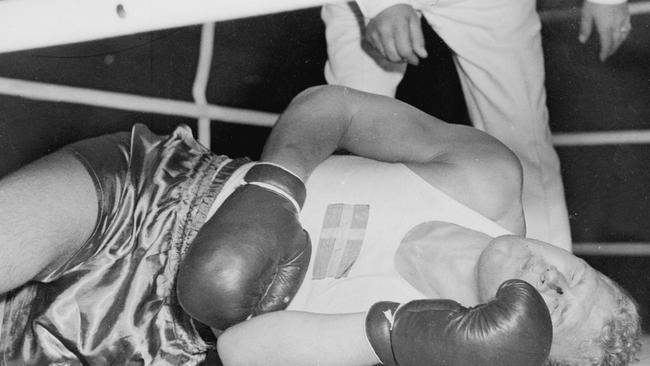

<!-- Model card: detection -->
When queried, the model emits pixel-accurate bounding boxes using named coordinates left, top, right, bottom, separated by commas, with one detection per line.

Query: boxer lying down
left=0, top=85, right=641, bottom=365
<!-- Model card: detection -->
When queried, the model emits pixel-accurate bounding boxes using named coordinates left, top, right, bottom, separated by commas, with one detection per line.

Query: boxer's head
left=477, top=236, right=641, bottom=365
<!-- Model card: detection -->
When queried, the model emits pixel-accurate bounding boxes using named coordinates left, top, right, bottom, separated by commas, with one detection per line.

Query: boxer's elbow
left=481, top=142, right=525, bottom=232
left=474, top=135, right=523, bottom=197
left=283, top=85, right=354, bottom=126
left=290, top=84, right=348, bottom=107
left=459, top=136, right=524, bottom=233
left=491, top=143, right=523, bottom=195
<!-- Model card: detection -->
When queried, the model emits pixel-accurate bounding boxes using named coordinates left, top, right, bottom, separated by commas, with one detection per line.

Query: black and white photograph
left=0, top=0, right=648, bottom=364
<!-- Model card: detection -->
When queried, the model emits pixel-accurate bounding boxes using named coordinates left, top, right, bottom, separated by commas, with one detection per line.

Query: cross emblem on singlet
left=313, top=203, right=370, bottom=280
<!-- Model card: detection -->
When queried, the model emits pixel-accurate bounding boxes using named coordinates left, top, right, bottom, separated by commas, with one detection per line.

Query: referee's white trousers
left=322, top=0, right=572, bottom=251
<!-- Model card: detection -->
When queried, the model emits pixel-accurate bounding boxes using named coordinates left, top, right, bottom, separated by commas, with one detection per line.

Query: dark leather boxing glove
left=365, top=279, right=552, bottom=366
left=177, top=162, right=311, bottom=331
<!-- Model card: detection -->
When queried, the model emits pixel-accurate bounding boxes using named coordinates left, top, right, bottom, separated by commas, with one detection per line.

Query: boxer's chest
left=290, top=157, right=495, bottom=311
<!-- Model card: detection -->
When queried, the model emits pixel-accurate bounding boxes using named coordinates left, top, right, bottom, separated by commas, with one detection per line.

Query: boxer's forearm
left=261, top=85, right=502, bottom=182
left=217, top=311, right=377, bottom=366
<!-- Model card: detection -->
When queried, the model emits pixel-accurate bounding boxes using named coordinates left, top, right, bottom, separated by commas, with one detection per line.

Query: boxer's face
left=476, top=235, right=618, bottom=362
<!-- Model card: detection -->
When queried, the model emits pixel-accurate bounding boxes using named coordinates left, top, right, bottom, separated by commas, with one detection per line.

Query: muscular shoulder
left=406, top=138, right=525, bottom=235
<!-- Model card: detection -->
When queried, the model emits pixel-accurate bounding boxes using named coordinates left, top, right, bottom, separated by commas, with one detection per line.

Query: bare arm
left=262, top=85, right=524, bottom=233
left=217, top=311, right=377, bottom=366
left=0, top=150, right=97, bottom=294
left=262, top=85, right=501, bottom=179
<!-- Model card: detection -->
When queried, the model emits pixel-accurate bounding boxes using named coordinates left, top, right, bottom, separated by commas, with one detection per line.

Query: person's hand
left=365, top=4, right=428, bottom=65
left=579, top=1, right=631, bottom=61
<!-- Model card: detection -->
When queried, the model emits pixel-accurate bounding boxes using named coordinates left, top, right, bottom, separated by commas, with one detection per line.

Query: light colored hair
left=543, top=277, right=642, bottom=366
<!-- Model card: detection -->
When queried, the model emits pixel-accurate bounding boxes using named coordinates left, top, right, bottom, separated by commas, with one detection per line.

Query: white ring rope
left=192, top=23, right=215, bottom=148
left=0, top=76, right=278, bottom=126
left=553, top=130, right=650, bottom=146
left=573, top=242, right=650, bottom=257
left=0, top=0, right=344, bottom=54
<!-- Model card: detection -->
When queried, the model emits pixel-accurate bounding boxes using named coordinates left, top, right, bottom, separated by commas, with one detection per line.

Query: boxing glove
left=365, top=279, right=552, bottom=366
left=177, top=162, right=311, bottom=331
